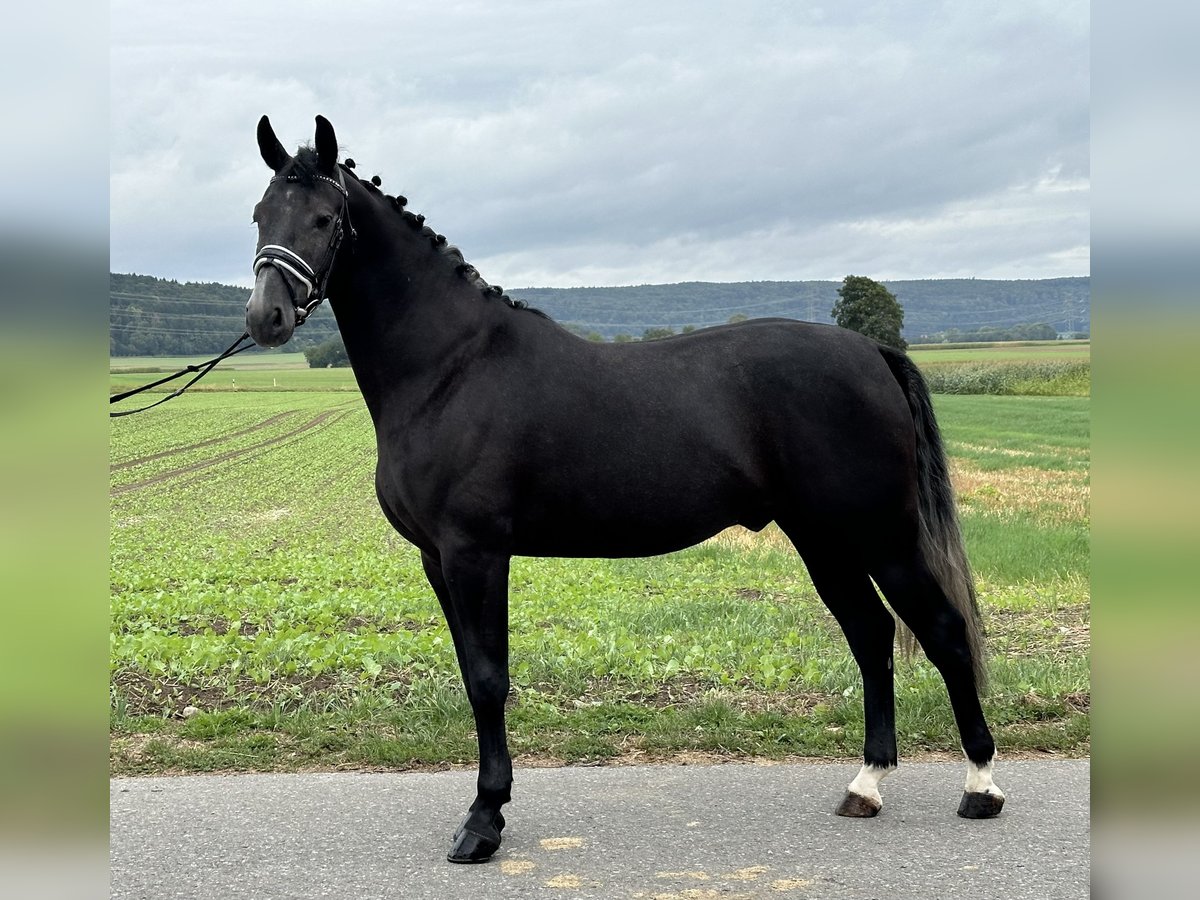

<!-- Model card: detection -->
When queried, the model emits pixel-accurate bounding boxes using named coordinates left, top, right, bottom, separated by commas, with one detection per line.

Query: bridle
left=111, top=169, right=357, bottom=418
left=252, top=169, right=357, bottom=324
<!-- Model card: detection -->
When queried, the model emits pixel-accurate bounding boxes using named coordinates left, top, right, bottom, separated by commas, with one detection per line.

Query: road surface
left=111, top=759, right=1088, bottom=899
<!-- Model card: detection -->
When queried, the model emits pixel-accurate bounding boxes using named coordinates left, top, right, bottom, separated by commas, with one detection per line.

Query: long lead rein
left=111, top=169, right=352, bottom=418
left=109, top=331, right=256, bottom=417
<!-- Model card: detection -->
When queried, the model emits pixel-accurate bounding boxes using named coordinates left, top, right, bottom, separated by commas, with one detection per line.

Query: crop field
left=907, top=340, right=1089, bottom=362
left=111, top=350, right=312, bottom=371
left=109, top=362, right=359, bottom=396
left=110, top=350, right=1089, bottom=776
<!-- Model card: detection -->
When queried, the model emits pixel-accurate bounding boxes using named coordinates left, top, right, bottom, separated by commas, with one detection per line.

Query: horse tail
left=879, top=345, right=987, bottom=689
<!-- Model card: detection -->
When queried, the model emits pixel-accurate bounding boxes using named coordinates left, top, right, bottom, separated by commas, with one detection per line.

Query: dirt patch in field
left=984, top=602, right=1090, bottom=660
left=116, top=613, right=438, bottom=640
left=343, top=615, right=438, bottom=634
left=172, top=617, right=262, bottom=638
left=112, top=669, right=352, bottom=717
left=951, top=460, right=1089, bottom=525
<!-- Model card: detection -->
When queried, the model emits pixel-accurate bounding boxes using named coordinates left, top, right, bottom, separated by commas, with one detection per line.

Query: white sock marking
left=847, top=763, right=896, bottom=806
left=963, top=756, right=1005, bottom=798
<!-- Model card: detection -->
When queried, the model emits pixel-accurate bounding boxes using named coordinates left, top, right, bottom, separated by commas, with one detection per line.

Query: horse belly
left=513, top=513, right=734, bottom=559
left=511, top=465, right=764, bottom=558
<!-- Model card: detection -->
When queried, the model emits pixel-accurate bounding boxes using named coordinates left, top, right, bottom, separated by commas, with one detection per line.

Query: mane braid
left=348, top=166, right=546, bottom=317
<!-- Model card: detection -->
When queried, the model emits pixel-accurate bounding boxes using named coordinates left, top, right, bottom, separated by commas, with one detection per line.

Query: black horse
left=245, top=116, right=1005, bottom=863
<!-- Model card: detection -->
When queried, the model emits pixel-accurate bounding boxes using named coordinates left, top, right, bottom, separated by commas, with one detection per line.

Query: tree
left=641, top=326, right=676, bottom=341
left=304, top=334, right=350, bottom=367
left=832, top=275, right=907, bottom=350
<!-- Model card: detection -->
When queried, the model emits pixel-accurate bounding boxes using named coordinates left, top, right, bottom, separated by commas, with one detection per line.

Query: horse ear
left=257, top=115, right=291, bottom=172
left=314, top=115, right=338, bottom=175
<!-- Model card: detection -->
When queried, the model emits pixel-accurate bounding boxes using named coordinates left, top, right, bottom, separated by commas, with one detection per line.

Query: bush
left=303, top=335, right=350, bottom=368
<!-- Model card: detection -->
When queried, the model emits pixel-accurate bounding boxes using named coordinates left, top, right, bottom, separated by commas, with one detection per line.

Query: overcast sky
left=110, top=1, right=1088, bottom=289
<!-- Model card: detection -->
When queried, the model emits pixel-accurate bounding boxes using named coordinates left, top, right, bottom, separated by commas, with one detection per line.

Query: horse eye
left=315, top=214, right=333, bottom=229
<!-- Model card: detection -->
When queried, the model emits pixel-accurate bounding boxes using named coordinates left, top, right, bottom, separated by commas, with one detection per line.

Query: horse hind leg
left=873, top=552, right=1005, bottom=819
left=800, top=554, right=900, bottom=817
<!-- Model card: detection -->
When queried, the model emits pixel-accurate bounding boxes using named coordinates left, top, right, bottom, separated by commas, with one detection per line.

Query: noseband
left=252, top=172, right=356, bottom=324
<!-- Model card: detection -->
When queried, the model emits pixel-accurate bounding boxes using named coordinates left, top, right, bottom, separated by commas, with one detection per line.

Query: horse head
left=246, top=115, right=350, bottom=347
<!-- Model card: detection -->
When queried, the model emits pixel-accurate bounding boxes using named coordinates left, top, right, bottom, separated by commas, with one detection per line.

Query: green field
left=111, top=350, right=312, bottom=371
left=907, top=339, right=1090, bottom=363
left=113, top=341, right=1087, bottom=371
left=110, top=347, right=1090, bottom=775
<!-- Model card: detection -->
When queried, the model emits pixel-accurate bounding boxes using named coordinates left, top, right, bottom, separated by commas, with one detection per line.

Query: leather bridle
left=252, top=170, right=356, bottom=324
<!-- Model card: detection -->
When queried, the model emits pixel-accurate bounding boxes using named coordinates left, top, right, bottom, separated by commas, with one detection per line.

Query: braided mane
left=334, top=156, right=545, bottom=317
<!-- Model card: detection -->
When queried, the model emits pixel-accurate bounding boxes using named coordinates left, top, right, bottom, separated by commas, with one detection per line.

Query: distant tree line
left=564, top=276, right=913, bottom=349
left=512, top=277, right=1089, bottom=341
left=113, top=271, right=1089, bottom=356
left=563, top=321, right=720, bottom=343
left=110, top=272, right=339, bottom=356
left=917, top=322, right=1071, bottom=343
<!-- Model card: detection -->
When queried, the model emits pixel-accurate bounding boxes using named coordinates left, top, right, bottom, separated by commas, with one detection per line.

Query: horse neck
left=327, top=182, right=508, bottom=420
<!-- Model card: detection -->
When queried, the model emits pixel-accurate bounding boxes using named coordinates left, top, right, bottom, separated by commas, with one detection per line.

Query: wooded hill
left=110, top=272, right=1089, bottom=355
left=512, top=277, right=1090, bottom=341
left=110, top=273, right=340, bottom=356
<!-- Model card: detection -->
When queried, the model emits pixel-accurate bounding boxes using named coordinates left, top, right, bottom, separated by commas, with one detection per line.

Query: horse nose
left=245, top=268, right=296, bottom=347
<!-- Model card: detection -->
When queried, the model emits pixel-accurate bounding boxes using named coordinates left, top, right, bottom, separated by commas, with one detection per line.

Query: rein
left=110, top=169, right=357, bottom=419
left=109, top=331, right=256, bottom=417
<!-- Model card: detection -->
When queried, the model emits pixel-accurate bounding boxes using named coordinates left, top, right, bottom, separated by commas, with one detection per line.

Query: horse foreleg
left=433, top=545, right=513, bottom=862
left=421, top=551, right=472, bottom=695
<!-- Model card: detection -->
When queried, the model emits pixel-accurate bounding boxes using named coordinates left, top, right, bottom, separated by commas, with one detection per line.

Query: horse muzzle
left=245, top=266, right=298, bottom=347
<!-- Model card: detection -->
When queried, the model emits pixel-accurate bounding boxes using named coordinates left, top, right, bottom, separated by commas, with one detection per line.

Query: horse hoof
left=452, top=812, right=504, bottom=844
left=448, top=811, right=505, bottom=863
left=447, top=826, right=501, bottom=863
left=957, top=791, right=1005, bottom=819
left=835, top=791, right=882, bottom=817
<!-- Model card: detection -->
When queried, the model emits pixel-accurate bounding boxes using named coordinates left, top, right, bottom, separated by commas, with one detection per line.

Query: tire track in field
left=111, top=409, right=352, bottom=496
left=111, top=411, right=297, bottom=472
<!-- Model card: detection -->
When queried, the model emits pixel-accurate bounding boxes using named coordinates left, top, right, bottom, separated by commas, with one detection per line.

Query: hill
left=111, top=273, right=1088, bottom=355
left=508, top=277, right=1090, bottom=341
left=110, top=273, right=340, bottom=356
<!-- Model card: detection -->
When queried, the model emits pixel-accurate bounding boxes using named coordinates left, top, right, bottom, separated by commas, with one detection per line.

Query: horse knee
left=465, top=663, right=509, bottom=711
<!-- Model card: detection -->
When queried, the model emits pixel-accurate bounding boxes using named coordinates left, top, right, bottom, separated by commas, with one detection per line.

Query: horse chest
left=373, top=456, right=441, bottom=553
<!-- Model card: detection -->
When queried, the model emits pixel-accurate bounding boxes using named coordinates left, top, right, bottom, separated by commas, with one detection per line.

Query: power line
left=110, top=291, right=249, bottom=307
left=112, top=309, right=247, bottom=322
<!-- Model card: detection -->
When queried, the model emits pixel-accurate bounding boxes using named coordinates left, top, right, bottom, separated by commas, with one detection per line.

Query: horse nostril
left=271, top=306, right=283, bottom=329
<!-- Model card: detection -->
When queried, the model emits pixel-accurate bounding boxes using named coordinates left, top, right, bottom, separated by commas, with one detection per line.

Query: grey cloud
left=111, top=1, right=1088, bottom=286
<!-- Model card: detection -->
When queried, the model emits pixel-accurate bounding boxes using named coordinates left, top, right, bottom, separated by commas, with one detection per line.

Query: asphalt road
left=110, top=759, right=1089, bottom=899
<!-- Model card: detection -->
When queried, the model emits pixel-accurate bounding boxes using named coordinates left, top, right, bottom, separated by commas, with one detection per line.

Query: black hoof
left=957, top=791, right=1005, bottom=819
left=448, top=812, right=505, bottom=864
left=452, top=812, right=504, bottom=844
left=835, top=791, right=882, bottom=818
